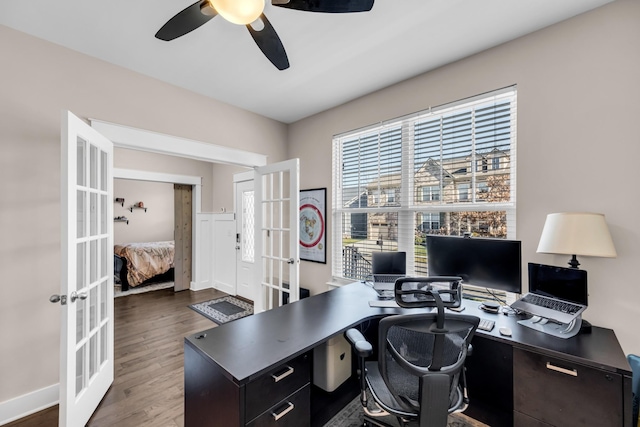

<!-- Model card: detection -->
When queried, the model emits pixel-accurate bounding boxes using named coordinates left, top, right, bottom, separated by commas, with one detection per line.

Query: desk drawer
left=513, top=348, right=622, bottom=427
left=246, top=384, right=310, bottom=427
left=245, top=353, right=310, bottom=422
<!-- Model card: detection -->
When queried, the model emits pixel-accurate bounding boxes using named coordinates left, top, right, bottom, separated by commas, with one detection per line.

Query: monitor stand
left=517, top=315, right=582, bottom=339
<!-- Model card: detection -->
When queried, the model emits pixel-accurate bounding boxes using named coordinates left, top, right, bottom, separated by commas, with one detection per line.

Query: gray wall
left=288, top=0, right=640, bottom=355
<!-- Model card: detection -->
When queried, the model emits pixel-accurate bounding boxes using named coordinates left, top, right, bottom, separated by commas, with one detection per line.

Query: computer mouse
left=499, top=327, right=512, bottom=337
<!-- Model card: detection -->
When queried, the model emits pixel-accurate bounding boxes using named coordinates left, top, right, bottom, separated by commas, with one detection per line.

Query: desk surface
left=185, top=282, right=631, bottom=384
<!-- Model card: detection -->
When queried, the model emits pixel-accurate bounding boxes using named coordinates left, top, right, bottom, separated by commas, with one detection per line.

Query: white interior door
left=58, top=111, right=114, bottom=427
left=212, top=213, right=236, bottom=295
left=254, top=159, right=299, bottom=313
left=235, top=179, right=256, bottom=301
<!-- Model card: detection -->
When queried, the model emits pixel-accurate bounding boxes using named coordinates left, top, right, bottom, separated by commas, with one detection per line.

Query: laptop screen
left=372, top=252, right=406, bottom=276
left=528, top=263, right=588, bottom=306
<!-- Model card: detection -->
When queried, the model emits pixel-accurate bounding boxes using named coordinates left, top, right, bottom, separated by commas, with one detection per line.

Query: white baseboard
left=190, top=280, right=213, bottom=292
left=0, top=384, right=58, bottom=426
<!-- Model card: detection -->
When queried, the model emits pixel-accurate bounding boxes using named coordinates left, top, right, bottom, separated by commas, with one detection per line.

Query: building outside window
left=332, top=87, right=517, bottom=284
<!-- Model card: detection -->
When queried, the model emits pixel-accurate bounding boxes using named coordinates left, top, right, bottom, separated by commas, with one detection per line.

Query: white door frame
left=91, top=120, right=268, bottom=291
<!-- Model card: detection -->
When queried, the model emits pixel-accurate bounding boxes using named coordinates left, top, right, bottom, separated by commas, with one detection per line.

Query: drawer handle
left=546, top=362, right=578, bottom=377
left=271, top=365, right=294, bottom=382
left=272, top=402, right=294, bottom=421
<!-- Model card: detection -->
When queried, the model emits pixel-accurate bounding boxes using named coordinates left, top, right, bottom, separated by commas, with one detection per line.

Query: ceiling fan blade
left=272, top=0, right=374, bottom=13
left=246, top=14, right=289, bottom=70
left=155, top=0, right=217, bottom=41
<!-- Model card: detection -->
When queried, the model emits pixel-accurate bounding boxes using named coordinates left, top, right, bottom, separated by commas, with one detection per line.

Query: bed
left=114, top=241, right=175, bottom=291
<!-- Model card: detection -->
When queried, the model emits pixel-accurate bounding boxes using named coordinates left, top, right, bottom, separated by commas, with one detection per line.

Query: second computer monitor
left=372, top=251, right=407, bottom=275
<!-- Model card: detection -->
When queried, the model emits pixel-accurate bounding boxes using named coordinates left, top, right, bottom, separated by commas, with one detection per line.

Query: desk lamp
left=536, top=212, right=617, bottom=269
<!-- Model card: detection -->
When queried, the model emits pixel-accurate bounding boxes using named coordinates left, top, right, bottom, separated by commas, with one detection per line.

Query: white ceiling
left=0, top=0, right=613, bottom=123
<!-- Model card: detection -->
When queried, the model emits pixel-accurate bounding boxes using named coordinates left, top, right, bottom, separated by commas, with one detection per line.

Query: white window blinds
left=332, top=87, right=517, bottom=281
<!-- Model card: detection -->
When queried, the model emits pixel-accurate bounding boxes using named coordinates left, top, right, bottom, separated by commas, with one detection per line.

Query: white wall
left=288, top=0, right=640, bottom=356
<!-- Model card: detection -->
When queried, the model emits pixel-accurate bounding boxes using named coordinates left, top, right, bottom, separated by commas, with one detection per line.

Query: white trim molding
left=90, top=119, right=268, bottom=167
left=0, top=384, right=58, bottom=426
left=114, top=168, right=201, bottom=186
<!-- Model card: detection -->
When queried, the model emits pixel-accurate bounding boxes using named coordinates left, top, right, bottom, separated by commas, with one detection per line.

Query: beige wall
left=289, top=0, right=640, bottom=355
left=113, top=179, right=174, bottom=245
left=0, top=25, right=287, bottom=404
left=2, top=0, right=640, bottom=415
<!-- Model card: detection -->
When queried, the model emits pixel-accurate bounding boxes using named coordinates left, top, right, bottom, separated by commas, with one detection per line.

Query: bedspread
left=114, top=241, right=175, bottom=287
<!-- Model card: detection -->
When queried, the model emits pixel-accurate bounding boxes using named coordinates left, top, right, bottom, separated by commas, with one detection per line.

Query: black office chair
left=345, top=277, right=480, bottom=427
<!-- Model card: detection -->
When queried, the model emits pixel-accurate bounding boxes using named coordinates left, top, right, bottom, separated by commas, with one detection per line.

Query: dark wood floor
left=7, top=287, right=225, bottom=427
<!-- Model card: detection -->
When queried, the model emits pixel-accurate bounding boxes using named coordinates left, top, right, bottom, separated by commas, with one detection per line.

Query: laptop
left=371, top=251, right=406, bottom=295
left=510, top=263, right=588, bottom=325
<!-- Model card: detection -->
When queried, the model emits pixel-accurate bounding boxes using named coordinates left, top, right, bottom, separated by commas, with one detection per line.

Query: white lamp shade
left=536, top=212, right=617, bottom=258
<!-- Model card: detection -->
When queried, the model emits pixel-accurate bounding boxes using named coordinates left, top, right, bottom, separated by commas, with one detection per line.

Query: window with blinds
left=332, top=87, right=517, bottom=287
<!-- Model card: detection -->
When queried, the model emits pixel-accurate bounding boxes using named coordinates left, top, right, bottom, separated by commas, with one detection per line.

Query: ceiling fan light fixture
left=209, top=0, right=265, bottom=25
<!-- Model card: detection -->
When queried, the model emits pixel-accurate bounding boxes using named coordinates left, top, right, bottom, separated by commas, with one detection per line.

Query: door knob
left=70, top=291, right=88, bottom=303
left=50, top=294, right=68, bottom=305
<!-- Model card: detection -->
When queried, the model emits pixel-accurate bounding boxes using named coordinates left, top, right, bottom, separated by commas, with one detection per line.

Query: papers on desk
left=369, top=299, right=399, bottom=308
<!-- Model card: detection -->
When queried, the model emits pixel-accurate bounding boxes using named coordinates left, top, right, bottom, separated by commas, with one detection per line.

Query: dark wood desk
left=184, top=282, right=633, bottom=427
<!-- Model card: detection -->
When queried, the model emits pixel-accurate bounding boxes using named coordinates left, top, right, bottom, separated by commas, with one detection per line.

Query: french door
left=254, top=159, right=300, bottom=313
left=58, top=111, right=114, bottom=426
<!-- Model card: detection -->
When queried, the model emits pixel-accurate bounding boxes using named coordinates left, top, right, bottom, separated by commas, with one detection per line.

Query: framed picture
left=299, top=188, right=326, bottom=263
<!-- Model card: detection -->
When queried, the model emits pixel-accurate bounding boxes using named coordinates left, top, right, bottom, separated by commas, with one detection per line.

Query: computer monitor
left=371, top=251, right=406, bottom=275
left=426, top=235, right=522, bottom=294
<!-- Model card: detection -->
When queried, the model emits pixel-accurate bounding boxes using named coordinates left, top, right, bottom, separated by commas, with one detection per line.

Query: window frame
left=331, top=87, right=517, bottom=284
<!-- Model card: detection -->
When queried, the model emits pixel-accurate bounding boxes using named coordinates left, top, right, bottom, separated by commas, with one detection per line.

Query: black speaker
left=480, top=301, right=500, bottom=314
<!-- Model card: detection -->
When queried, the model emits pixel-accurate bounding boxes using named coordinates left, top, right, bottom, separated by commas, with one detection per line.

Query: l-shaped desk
left=184, top=282, right=633, bottom=427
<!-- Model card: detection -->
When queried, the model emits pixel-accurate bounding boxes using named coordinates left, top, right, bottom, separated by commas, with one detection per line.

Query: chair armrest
left=344, top=328, right=373, bottom=358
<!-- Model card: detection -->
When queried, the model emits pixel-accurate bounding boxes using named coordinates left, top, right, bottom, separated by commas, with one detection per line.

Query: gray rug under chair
left=189, top=295, right=253, bottom=324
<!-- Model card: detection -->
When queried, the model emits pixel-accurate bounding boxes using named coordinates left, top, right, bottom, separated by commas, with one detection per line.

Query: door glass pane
left=100, top=280, right=107, bottom=321
left=90, top=144, right=98, bottom=190
left=90, top=192, right=98, bottom=236
left=76, top=346, right=85, bottom=397
left=100, top=237, right=108, bottom=278
left=100, top=194, right=107, bottom=234
left=89, top=334, right=97, bottom=379
left=242, top=190, right=255, bottom=262
left=76, top=298, right=85, bottom=344
left=90, top=287, right=97, bottom=330
left=100, top=324, right=108, bottom=365
left=90, top=239, right=98, bottom=284
left=77, top=190, right=86, bottom=238
left=77, top=137, right=86, bottom=186
left=76, top=242, right=86, bottom=291
left=100, top=150, right=107, bottom=191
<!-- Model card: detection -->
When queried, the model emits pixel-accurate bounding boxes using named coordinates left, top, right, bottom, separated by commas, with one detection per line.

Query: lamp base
left=568, top=254, right=580, bottom=269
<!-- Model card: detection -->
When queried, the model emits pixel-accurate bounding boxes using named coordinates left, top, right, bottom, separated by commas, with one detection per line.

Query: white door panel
left=254, top=159, right=299, bottom=313
left=213, top=213, right=236, bottom=295
left=58, top=111, right=113, bottom=427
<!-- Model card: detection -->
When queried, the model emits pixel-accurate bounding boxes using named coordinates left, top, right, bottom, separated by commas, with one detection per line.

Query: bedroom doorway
left=113, top=172, right=200, bottom=296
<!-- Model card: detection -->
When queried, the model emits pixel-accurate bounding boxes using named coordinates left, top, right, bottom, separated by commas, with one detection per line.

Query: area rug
left=323, top=394, right=488, bottom=427
left=189, top=296, right=253, bottom=324
left=114, top=281, right=174, bottom=298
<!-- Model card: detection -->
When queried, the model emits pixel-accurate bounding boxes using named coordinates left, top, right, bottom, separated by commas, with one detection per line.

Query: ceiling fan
left=155, top=0, right=375, bottom=70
